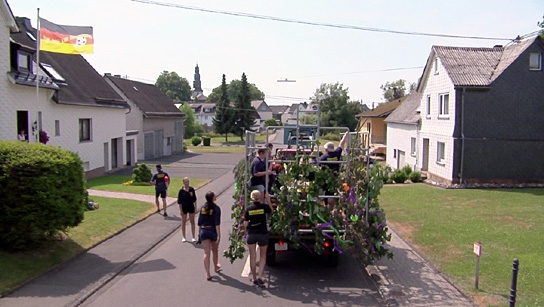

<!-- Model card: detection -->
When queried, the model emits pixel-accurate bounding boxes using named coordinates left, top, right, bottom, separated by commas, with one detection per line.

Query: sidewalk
left=0, top=170, right=235, bottom=307
left=366, top=228, right=477, bottom=306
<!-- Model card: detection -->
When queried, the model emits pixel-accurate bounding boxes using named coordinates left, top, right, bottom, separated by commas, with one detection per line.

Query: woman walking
left=177, top=177, right=197, bottom=242
left=197, top=191, right=222, bottom=280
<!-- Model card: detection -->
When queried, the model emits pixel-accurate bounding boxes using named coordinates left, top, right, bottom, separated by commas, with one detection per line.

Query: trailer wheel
left=266, top=241, right=276, bottom=266
left=325, top=250, right=339, bottom=267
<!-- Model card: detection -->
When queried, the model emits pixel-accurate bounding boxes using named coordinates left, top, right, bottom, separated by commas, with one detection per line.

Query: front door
left=422, top=138, right=429, bottom=171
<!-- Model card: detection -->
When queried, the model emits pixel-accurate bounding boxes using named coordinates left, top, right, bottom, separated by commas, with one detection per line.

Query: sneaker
left=182, top=238, right=187, bottom=242
left=253, top=278, right=266, bottom=288
left=191, top=238, right=196, bottom=243
left=163, top=212, right=168, bottom=217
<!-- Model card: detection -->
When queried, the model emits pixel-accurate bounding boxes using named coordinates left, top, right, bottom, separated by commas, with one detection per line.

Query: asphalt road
left=79, top=185, right=384, bottom=307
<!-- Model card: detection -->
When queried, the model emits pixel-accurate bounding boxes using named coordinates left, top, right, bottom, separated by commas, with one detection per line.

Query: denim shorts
left=246, top=233, right=269, bottom=246
left=200, top=229, right=218, bottom=242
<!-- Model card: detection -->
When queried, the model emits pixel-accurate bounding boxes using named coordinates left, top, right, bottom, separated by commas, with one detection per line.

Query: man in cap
left=319, top=132, right=349, bottom=207
left=151, top=164, right=170, bottom=217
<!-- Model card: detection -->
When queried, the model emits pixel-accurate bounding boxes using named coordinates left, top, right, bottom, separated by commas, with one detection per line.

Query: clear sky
left=7, top=0, right=544, bottom=106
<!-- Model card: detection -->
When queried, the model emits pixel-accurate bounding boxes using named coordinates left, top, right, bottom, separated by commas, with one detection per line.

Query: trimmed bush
left=401, top=165, right=413, bottom=176
left=410, top=171, right=423, bottom=183
left=372, top=163, right=392, bottom=184
left=0, top=141, right=87, bottom=250
left=191, top=136, right=202, bottom=146
left=202, top=136, right=211, bottom=146
left=132, top=163, right=152, bottom=183
left=391, top=169, right=409, bottom=183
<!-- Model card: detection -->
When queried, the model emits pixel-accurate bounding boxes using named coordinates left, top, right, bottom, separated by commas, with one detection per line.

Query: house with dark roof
left=251, top=100, right=272, bottom=130
left=386, top=37, right=544, bottom=185
left=190, top=102, right=216, bottom=130
left=4, top=13, right=133, bottom=178
left=269, top=105, right=289, bottom=124
left=105, top=75, right=185, bottom=160
left=355, top=98, right=405, bottom=157
left=384, top=92, right=422, bottom=169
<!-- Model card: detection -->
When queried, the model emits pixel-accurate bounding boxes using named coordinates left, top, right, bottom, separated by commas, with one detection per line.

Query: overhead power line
left=130, top=0, right=514, bottom=41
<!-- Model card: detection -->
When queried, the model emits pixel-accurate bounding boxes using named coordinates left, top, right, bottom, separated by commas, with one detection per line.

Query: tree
left=539, top=15, right=544, bottom=38
left=179, top=103, right=204, bottom=138
left=264, top=118, right=280, bottom=127
left=233, top=73, right=257, bottom=141
left=310, top=83, right=363, bottom=132
left=155, top=71, right=192, bottom=102
left=213, top=74, right=236, bottom=141
left=380, top=79, right=416, bottom=102
left=207, top=79, right=264, bottom=104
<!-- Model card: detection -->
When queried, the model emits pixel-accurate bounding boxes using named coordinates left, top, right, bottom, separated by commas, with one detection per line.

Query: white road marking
left=241, top=255, right=251, bottom=277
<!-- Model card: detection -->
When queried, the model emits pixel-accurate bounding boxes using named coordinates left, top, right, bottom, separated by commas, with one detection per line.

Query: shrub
left=391, top=169, right=409, bottom=183
left=401, top=165, right=413, bottom=176
left=191, top=136, right=202, bottom=146
left=371, top=163, right=392, bottom=184
left=202, top=136, right=211, bottom=146
left=410, top=171, right=423, bottom=183
left=132, top=163, right=152, bottom=183
left=0, top=141, right=87, bottom=250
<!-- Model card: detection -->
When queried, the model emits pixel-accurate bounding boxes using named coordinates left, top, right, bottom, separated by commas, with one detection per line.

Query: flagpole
left=35, top=8, right=40, bottom=143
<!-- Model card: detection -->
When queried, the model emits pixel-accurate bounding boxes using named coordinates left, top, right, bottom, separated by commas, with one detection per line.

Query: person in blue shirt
left=198, top=191, right=221, bottom=281
left=150, top=164, right=169, bottom=217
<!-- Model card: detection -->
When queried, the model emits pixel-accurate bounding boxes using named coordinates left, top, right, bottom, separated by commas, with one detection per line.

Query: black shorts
left=246, top=233, right=269, bottom=246
left=155, top=189, right=167, bottom=198
left=200, top=229, right=218, bottom=242
left=181, top=203, right=195, bottom=214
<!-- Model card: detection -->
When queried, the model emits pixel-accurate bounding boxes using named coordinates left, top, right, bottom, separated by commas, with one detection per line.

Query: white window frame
left=529, top=53, right=542, bottom=71
left=17, top=51, right=30, bottom=71
left=426, top=95, right=431, bottom=118
left=410, top=137, right=417, bottom=156
left=434, top=58, right=439, bottom=74
left=439, top=93, right=449, bottom=118
left=79, top=118, right=92, bottom=142
left=437, top=141, right=445, bottom=164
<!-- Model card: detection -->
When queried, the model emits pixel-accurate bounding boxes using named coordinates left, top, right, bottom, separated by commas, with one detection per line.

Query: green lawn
left=378, top=184, right=544, bottom=307
left=86, top=175, right=209, bottom=194
left=0, top=196, right=154, bottom=295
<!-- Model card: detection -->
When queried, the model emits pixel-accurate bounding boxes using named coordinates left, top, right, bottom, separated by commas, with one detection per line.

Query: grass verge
left=378, top=184, right=544, bottom=307
left=86, top=175, right=209, bottom=194
left=0, top=196, right=154, bottom=296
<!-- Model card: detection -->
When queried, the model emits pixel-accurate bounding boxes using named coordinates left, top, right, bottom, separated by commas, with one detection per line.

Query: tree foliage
left=155, top=71, right=192, bottom=102
left=213, top=74, right=236, bottom=141
left=233, top=73, right=257, bottom=141
left=539, top=15, right=544, bottom=38
left=310, top=83, right=364, bottom=132
left=179, top=103, right=204, bottom=137
left=207, top=79, right=264, bottom=104
left=380, top=79, right=416, bottom=102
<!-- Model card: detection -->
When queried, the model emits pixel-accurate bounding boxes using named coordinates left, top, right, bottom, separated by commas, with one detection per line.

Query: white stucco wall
left=196, top=114, right=214, bottom=127
left=418, top=55, right=456, bottom=181
left=386, top=122, right=419, bottom=171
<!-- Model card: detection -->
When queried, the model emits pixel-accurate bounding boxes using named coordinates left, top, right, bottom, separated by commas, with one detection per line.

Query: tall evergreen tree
left=234, top=73, right=256, bottom=141
left=213, top=74, right=235, bottom=142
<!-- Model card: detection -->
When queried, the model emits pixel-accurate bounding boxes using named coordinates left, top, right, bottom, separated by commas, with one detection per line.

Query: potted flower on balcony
left=39, top=130, right=49, bottom=144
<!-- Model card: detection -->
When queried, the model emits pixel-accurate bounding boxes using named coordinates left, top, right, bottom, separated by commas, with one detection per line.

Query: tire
left=266, top=240, right=276, bottom=266
left=325, top=250, right=339, bottom=267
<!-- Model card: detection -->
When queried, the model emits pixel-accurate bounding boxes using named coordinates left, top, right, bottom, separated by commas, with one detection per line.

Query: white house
left=4, top=14, right=134, bottom=179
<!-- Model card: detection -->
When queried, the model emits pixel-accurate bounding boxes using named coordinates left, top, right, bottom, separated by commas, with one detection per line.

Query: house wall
left=386, top=123, right=419, bottom=170
left=142, top=117, right=183, bottom=160
left=452, top=40, right=544, bottom=184
left=196, top=114, right=214, bottom=127
left=418, top=56, right=456, bottom=184
left=3, top=84, right=127, bottom=177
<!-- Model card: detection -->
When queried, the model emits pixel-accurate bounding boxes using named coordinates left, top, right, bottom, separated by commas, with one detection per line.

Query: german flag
left=39, top=18, right=94, bottom=54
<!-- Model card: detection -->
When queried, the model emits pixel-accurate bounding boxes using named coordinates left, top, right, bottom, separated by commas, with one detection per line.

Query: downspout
left=460, top=87, right=466, bottom=184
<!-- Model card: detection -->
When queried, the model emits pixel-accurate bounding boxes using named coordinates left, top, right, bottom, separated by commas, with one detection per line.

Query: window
left=410, top=137, right=416, bottom=155
left=426, top=95, right=431, bottom=117
left=17, top=51, right=30, bottom=71
left=54, top=120, right=60, bottom=136
left=529, top=53, right=542, bottom=70
left=437, top=142, right=445, bottom=163
left=434, top=58, right=439, bottom=74
left=393, top=149, right=397, bottom=158
left=41, top=63, right=66, bottom=82
left=439, top=93, right=449, bottom=117
left=79, top=118, right=92, bottom=142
